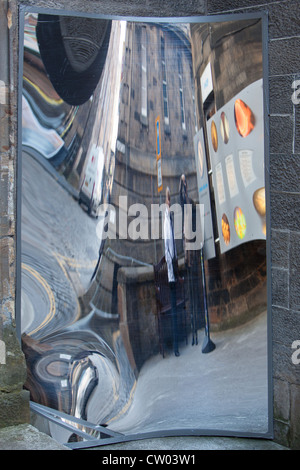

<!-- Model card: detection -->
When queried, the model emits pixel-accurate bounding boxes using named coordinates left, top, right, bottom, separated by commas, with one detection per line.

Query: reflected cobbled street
left=21, top=150, right=136, bottom=441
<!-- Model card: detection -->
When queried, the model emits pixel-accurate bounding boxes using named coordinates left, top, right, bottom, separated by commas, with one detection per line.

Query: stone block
left=289, top=231, right=300, bottom=311
left=290, top=383, right=300, bottom=449
left=271, top=267, right=289, bottom=309
left=270, top=154, right=300, bottom=194
left=0, top=331, right=27, bottom=393
left=294, top=104, right=300, bottom=154
left=269, top=37, right=300, bottom=76
left=18, top=0, right=206, bottom=18
left=270, top=192, right=300, bottom=232
left=206, top=0, right=277, bottom=14
left=0, top=390, right=30, bottom=429
left=269, top=115, right=294, bottom=154
left=0, top=339, right=5, bottom=364
left=268, top=0, right=300, bottom=39
left=273, top=418, right=290, bottom=448
left=271, top=229, right=290, bottom=270
left=273, top=340, right=299, bottom=385
left=274, top=378, right=290, bottom=423
left=0, top=237, right=15, bottom=301
left=0, top=171, right=10, bottom=237
left=272, top=306, right=300, bottom=348
left=0, top=423, right=69, bottom=450
left=269, top=75, right=295, bottom=115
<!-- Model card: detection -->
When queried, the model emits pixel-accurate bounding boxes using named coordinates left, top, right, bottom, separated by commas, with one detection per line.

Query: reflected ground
left=20, top=13, right=269, bottom=445
left=21, top=146, right=268, bottom=440
left=21, top=148, right=136, bottom=431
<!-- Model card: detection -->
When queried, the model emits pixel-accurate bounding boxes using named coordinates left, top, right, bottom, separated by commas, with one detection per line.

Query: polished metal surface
left=19, top=11, right=270, bottom=446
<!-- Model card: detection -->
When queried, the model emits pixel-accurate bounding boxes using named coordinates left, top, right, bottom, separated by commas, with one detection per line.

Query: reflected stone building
left=20, top=15, right=270, bottom=428
left=83, top=22, right=199, bottom=370
left=114, top=21, right=199, bottom=259
left=21, top=15, right=268, bottom=379
left=84, top=19, right=268, bottom=371
left=23, top=14, right=121, bottom=201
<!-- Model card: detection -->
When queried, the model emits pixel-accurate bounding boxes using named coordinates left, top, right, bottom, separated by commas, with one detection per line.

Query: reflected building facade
left=84, top=21, right=200, bottom=370
left=23, top=14, right=122, bottom=206
left=21, top=15, right=133, bottom=420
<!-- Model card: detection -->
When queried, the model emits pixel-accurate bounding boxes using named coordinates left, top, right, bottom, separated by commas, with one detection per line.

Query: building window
left=178, top=51, right=186, bottom=131
left=161, top=36, right=169, bottom=126
left=141, top=27, right=147, bottom=124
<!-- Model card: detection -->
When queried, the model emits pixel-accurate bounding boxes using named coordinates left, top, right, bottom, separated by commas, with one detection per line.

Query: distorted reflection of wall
left=190, top=19, right=267, bottom=329
left=117, top=265, right=158, bottom=372
left=83, top=22, right=203, bottom=371
left=87, top=22, right=199, bottom=319
left=115, top=21, right=199, bottom=240
left=191, top=20, right=263, bottom=111
left=66, top=20, right=123, bottom=195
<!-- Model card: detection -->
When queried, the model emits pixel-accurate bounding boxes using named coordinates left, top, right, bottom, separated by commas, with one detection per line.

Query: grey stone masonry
left=206, top=0, right=300, bottom=450
left=0, top=0, right=299, bottom=449
left=0, top=0, right=30, bottom=427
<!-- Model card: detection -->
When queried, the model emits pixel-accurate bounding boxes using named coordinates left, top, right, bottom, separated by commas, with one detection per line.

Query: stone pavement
left=0, top=423, right=289, bottom=450
left=0, top=424, right=68, bottom=450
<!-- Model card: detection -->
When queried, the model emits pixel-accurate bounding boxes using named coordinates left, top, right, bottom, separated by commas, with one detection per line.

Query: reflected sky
left=20, top=12, right=269, bottom=445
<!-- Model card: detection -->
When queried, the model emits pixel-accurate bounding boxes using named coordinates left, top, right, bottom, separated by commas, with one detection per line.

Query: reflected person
left=179, top=174, right=188, bottom=246
left=179, top=174, right=188, bottom=212
left=164, top=187, right=180, bottom=357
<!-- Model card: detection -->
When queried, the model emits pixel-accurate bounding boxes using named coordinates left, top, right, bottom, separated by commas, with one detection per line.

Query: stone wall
left=190, top=17, right=267, bottom=331
left=206, top=241, right=267, bottom=329
left=207, top=0, right=300, bottom=451
left=117, top=265, right=158, bottom=372
left=0, top=0, right=30, bottom=427
left=0, top=0, right=299, bottom=449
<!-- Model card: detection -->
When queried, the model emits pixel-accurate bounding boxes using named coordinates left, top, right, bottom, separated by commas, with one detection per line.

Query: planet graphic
left=234, top=99, right=255, bottom=137
left=234, top=207, right=246, bottom=239
left=211, top=120, right=218, bottom=152
left=222, top=213, right=230, bottom=245
left=220, top=111, right=230, bottom=144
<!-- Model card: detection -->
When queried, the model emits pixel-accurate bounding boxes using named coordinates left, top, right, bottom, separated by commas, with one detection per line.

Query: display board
left=207, top=80, right=266, bottom=254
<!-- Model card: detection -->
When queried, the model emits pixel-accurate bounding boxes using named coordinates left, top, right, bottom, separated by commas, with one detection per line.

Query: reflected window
left=161, top=36, right=169, bottom=127
left=178, top=51, right=186, bottom=131
left=141, top=26, right=148, bottom=124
